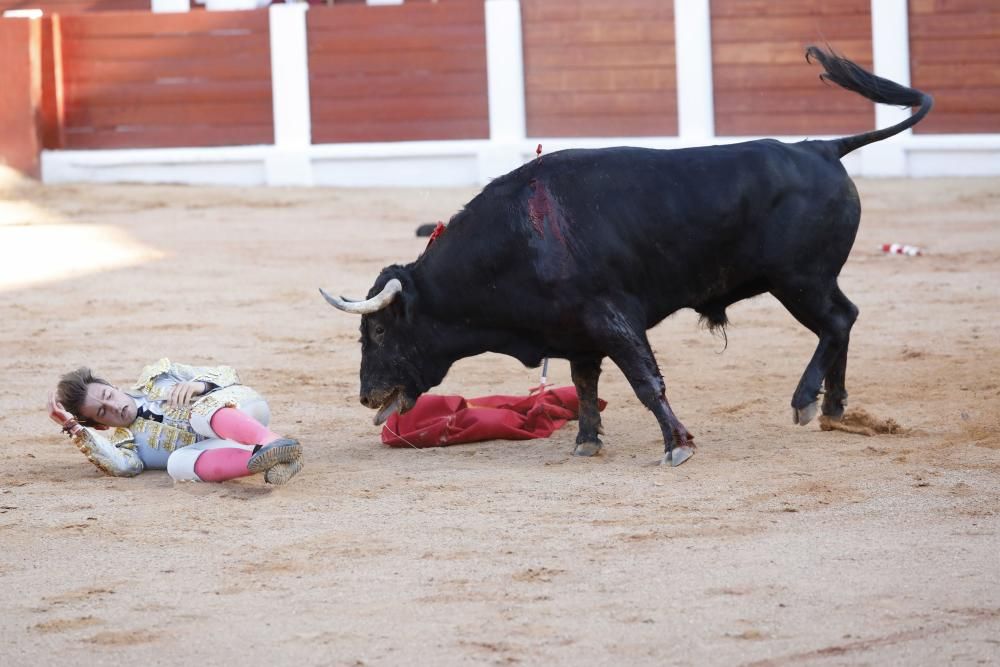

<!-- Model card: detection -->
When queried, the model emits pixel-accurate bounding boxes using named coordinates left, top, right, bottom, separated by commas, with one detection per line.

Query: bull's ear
left=402, top=287, right=418, bottom=324
left=381, top=269, right=417, bottom=324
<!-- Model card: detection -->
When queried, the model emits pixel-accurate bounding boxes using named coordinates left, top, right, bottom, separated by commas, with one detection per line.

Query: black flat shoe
left=265, top=458, right=304, bottom=485
left=247, top=438, right=301, bottom=474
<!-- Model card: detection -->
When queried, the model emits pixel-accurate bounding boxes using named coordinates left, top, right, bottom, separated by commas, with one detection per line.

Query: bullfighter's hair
left=57, top=367, right=112, bottom=426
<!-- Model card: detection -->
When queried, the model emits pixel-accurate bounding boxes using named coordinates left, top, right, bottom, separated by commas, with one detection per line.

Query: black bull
left=321, top=47, right=932, bottom=466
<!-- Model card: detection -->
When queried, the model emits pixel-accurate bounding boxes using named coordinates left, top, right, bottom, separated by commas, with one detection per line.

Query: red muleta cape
left=381, top=386, right=607, bottom=447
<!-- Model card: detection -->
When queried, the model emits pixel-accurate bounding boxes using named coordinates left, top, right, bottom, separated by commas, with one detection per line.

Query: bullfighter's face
left=78, top=382, right=137, bottom=427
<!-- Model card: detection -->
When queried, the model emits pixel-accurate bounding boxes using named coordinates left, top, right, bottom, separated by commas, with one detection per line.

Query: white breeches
left=188, top=388, right=271, bottom=439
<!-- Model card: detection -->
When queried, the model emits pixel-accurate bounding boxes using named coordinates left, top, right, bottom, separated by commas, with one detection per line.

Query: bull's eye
left=374, top=325, right=385, bottom=336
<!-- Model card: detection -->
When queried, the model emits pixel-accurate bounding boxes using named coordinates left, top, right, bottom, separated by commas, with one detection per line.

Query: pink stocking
left=193, top=447, right=254, bottom=482
left=210, top=407, right=280, bottom=446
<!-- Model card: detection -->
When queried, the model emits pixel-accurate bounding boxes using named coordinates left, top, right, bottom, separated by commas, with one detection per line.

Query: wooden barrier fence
left=0, top=0, right=146, bottom=13
left=710, top=0, right=874, bottom=137
left=53, top=10, right=273, bottom=149
left=909, top=0, right=1000, bottom=134
left=0, top=17, right=43, bottom=175
left=1, top=0, right=998, bottom=182
left=520, top=0, right=677, bottom=138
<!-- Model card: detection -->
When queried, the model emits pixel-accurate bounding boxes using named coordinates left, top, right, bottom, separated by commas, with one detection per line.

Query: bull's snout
left=359, top=395, right=372, bottom=408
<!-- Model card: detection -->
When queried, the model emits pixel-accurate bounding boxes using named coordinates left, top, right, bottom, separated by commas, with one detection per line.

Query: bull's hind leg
left=588, top=309, right=694, bottom=466
left=820, top=288, right=858, bottom=420
left=772, top=282, right=859, bottom=425
left=570, top=357, right=604, bottom=456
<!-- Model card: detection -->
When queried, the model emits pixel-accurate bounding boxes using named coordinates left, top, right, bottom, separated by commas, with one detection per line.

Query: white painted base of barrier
left=901, top=135, right=1000, bottom=177
left=42, top=145, right=271, bottom=186
left=40, top=134, right=1000, bottom=188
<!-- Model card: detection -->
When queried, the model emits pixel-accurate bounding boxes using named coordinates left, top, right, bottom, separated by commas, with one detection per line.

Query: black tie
left=136, top=406, right=163, bottom=423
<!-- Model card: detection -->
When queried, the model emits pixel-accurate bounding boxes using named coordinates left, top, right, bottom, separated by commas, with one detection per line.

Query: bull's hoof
left=572, top=440, right=602, bottom=457
left=660, top=445, right=695, bottom=467
left=792, top=401, right=820, bottom=426
left=821, top=402, right=846, bottom=421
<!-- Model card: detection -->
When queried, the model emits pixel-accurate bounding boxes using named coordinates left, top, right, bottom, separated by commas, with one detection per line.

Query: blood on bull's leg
left=647, top=384, right=696, bottom=467
left=570, top=357, right=604, bottom=456
left=623, top=368, right=695, bottom=466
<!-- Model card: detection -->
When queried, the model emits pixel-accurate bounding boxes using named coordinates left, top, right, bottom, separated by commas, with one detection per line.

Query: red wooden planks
left=56, top=9, right=273, bottom=149
left=0, top=18, right=43, bottom=175
left=522, top=0, right=676, bottom=138
left=308, top=3, right=488, bottom=144
left=909, top=2, right=1000, bottom=133
left=710, top=3, right=874, bottom=137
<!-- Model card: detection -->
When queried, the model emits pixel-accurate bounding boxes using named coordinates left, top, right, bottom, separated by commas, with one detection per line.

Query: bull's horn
left=319, top=278, right=402, bottom=315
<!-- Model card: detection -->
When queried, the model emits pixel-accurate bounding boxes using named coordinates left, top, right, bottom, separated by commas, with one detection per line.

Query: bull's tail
left=806, top=45, right=933, bottom=158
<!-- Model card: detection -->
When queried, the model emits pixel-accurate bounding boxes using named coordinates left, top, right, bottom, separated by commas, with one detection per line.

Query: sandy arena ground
left=0, top=170, right=998, bottom=666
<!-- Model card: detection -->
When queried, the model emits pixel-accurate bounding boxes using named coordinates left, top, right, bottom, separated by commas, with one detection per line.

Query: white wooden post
left=673, top=0, right=714, bottom=142
left=479, top=0, right=527, bottom=183
left=151, top=0, right=190, bottom=13
left=866, top=0, right=911, bottom=176
left=266, top=2, right=313, bottom=186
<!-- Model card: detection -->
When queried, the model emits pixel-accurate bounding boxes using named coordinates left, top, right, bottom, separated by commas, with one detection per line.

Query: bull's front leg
left=653, top=390, right=696, bottom=467
left=570, top=357, right=604, bottom=457
left=590, top=307, right=695, bottom=466
left=619, top=362, right=695, bottom=466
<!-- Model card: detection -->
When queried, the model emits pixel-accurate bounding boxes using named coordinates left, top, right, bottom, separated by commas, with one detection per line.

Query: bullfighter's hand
left=168, top=381, right=206, bottom=408
left=47, top=392, right=76, bottom=429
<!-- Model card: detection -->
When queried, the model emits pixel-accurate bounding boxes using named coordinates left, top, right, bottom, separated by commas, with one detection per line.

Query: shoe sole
left=247, top=438, right=302, bottom=474
left=265, top=458, right=303, bottom=485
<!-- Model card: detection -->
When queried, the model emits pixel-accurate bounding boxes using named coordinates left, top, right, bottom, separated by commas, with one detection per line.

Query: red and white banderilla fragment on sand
left=881, top=243, right=924, bottom=256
